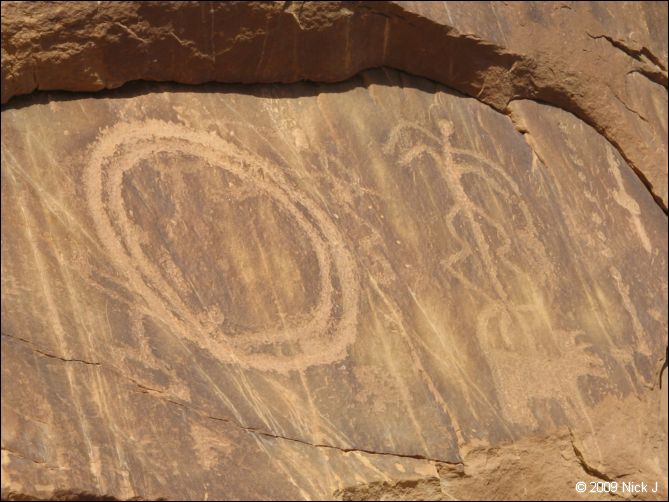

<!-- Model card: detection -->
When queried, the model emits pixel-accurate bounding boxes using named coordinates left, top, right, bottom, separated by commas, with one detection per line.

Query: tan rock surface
left=1, top=1, right=667, bottom=208
left=1, top=2, right=667, bottom=501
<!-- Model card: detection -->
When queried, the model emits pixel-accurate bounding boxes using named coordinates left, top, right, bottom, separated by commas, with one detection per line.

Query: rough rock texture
left=1, top=2, right=667, bottom=501
left=1, top=1, right=667, bottom=210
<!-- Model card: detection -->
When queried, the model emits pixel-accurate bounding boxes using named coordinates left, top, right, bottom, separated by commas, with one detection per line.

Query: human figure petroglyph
left=381, top=117, right=616, bottom=430
left=84, top=120, right=359, bottom=372
left=384, top=119, right=553, bottom=351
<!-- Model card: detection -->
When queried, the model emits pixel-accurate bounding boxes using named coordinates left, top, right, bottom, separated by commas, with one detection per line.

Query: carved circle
left=85, top=120, right=358, bottom=372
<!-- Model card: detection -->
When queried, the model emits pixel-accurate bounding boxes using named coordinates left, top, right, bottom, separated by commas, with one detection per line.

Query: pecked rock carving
left=1, top=2, right=667, bottom=501
left=84, top=120, right=359, bottom=372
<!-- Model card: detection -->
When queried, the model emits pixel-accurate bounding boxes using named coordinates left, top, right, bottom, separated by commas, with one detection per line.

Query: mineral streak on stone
left=1, top=2, right=667, bottom=502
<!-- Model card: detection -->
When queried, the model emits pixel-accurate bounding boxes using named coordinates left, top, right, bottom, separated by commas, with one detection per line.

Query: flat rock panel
left=2, top=69, right=666, bottom=499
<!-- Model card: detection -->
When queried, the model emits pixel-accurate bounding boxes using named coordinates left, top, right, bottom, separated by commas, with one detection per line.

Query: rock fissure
left=569, top=432, right=614, bottom=483
left=2, top=331, right=462, bottom=466
left=161, top=392, right=464, bottom=466
left=1, top=333, right=101, bottom=366
left=587, top=32, right=668, bottom=87
left=612, top=93, right=650, bottom=124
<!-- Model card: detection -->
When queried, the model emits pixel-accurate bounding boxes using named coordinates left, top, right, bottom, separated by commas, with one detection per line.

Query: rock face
left=2, top=1, right=667, bottom=210
left=1, top=2, right=667, bottom=501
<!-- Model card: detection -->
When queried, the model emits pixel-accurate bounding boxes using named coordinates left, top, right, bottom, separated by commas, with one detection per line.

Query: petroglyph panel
left=2, top=69, right=666, bottom=500
left=84, top=120, right=358, bottom=372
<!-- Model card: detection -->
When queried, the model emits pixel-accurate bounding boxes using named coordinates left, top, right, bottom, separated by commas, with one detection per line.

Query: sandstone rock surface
left=1, top=2, right=667, bottom=501
left=2, top=1, right=667, bottom=209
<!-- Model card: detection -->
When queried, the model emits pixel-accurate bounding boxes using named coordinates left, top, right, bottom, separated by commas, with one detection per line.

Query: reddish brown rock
left=1, top=1, right=667, bottom=208
left=1, top=2, right=667, bottom=501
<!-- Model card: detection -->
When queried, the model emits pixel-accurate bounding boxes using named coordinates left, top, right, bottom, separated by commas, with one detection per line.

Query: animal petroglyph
left=382, top=118, right=614, bottom=429
left=84, top=120, right=359, bottom=372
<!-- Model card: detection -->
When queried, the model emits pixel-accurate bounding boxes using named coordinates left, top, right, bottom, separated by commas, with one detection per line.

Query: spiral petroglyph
left=84, top=120, right=359, bottom=372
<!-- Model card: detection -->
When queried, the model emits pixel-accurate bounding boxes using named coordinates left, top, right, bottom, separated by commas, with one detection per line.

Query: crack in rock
left=569, top=431, right=614, bottom=483
left=2, top=331, right=462, bottom=466
left=587, top=32, right=668, bottom=78
left=1, top=333, right=101, bottom=366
